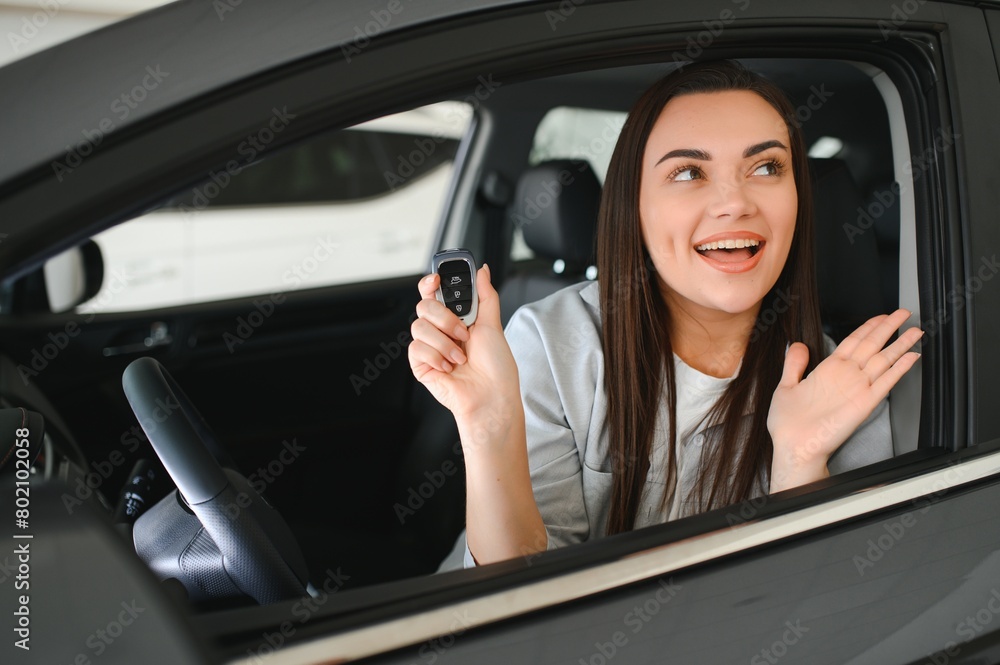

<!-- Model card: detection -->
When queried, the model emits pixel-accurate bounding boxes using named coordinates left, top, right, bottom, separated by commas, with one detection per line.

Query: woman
left=408, top=60, right=923, bottom=566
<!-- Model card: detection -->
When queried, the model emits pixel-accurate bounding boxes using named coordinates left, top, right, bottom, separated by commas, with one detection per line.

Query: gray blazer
left=448, top=281, right=892, bottom=569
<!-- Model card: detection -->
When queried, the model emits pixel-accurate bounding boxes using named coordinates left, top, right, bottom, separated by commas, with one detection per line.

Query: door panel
left=365, top=477, right=1000, bottom=665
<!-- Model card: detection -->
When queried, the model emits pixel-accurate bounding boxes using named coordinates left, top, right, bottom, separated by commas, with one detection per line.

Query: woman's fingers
left=472, top=265, right=502, bottom=331
left=410, top=318, right=466, bottom=372
left=778, top=342, right=810, bottom=389
left=833, top=309, right=924, bottom=391
left=415, top=275, right=470, bottom=343
left=832, top=314, right=886, bottom=359
left=835, top=309, right=913, bottom=364
left=862, top=326, right=924, bottom=382
left=870, top=351, right=922, bottom=401
left=408, top=338, right=454, bottom=376
left=850, top=309, right=912, bottom=363
left=417, top=272, right=440, bottom=299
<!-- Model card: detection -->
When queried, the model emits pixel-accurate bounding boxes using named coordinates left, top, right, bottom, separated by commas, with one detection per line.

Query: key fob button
left=450, top=299, right=472, bottom=315
left=438, top=264, right=471, bottom=287
left=443, top=286, right=472, bottom=302
left=431, top=249, right=477, bottom=326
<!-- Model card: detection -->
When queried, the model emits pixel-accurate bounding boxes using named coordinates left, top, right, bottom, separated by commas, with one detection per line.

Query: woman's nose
left=706, top=181, right=758, bottom=220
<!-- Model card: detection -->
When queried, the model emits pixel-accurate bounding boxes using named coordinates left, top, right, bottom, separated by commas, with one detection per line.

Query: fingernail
left=451, top=349, right=466, bottom=364
left=454, top=325, right=469, bottom=341
left=441, top=360, right=453, bottom=372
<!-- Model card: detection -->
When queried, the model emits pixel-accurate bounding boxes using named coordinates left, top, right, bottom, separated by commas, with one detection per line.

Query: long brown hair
left=598, top=60, right=825, bottom=534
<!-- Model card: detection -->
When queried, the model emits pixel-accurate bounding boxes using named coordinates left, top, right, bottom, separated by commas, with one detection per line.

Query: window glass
left=528, top=106, right=625, bottom=181
left=82, top=101, right=472, bottom=312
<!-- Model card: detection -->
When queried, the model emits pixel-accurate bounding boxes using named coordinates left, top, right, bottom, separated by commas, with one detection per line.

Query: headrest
left=510, top=159, right=601, bottom=267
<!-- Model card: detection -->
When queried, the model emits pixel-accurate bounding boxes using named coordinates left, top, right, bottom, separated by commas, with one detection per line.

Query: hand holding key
left=409, top=260, right=520, bottom=420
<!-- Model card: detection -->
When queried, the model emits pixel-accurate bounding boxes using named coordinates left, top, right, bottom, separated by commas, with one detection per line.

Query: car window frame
left=195, top=35, right=961, bottom=665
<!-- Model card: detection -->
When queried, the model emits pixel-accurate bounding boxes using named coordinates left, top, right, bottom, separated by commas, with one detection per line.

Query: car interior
left=0, top=54, right=923, bottom=606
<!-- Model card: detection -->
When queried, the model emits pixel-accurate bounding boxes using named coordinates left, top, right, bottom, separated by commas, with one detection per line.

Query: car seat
left=498, top=158, right=602, bottom=326
left=810, top=157, right=888, bottom=340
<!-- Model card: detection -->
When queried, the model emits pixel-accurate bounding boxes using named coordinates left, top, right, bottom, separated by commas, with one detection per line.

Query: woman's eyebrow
left=655, top=148, right=710, bottom=166
left=654, top=140, right=787, bottom=167
left=744, top=139, right=788, bottom=157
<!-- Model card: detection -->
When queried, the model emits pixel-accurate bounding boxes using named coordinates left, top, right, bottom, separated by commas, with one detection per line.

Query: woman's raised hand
left=767, top=309, right=923, bottom=491
left=408, top=265, right=520, bottom=419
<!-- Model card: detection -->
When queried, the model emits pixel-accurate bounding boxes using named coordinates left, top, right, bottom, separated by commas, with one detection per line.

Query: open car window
left=79, top=102, right=472, bottom=313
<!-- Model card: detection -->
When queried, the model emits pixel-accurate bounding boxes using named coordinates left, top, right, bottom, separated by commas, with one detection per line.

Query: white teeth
left=695, top=238, right=760, bottom=251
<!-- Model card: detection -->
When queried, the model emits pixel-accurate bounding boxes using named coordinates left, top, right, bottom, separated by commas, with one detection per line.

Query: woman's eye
left=752, top=161, right=782, bottom=176
left=671, top=167, right=702, bottom=182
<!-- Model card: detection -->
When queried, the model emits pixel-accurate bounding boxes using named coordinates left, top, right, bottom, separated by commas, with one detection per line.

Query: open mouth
left=695, top=238, right=763, bottom=264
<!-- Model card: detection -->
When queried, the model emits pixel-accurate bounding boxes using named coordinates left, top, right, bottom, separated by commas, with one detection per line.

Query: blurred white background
left=0, top=0, right=170, bottom=67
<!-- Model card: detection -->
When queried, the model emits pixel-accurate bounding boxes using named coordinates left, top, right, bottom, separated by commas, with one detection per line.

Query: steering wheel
left=122, top=357, right=309, bottom=605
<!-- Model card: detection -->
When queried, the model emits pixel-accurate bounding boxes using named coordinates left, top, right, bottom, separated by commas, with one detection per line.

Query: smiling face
left=639, top=90, right=798, bottom=324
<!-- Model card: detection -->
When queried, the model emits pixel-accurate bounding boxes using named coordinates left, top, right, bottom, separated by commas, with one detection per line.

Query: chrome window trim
left=441, top=108, right=493, bottom=252
left=435, top=108, right=482, bottom=254
left=231, top=450, right=1000, bottom=664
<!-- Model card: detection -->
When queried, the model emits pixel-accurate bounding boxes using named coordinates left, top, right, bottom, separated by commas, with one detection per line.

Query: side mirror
left=1, top=241, right=104, bottom=314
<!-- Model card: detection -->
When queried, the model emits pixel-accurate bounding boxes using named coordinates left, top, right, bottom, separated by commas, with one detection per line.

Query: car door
left=0, top=103, right=476, bottom=584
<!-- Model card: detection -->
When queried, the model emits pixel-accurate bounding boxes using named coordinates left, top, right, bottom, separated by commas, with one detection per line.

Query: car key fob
left=432, top=248, right=478, bottom=326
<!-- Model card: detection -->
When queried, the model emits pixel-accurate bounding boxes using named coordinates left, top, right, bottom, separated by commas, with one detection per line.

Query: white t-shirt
left=665, top=353, right=734, bottom=520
